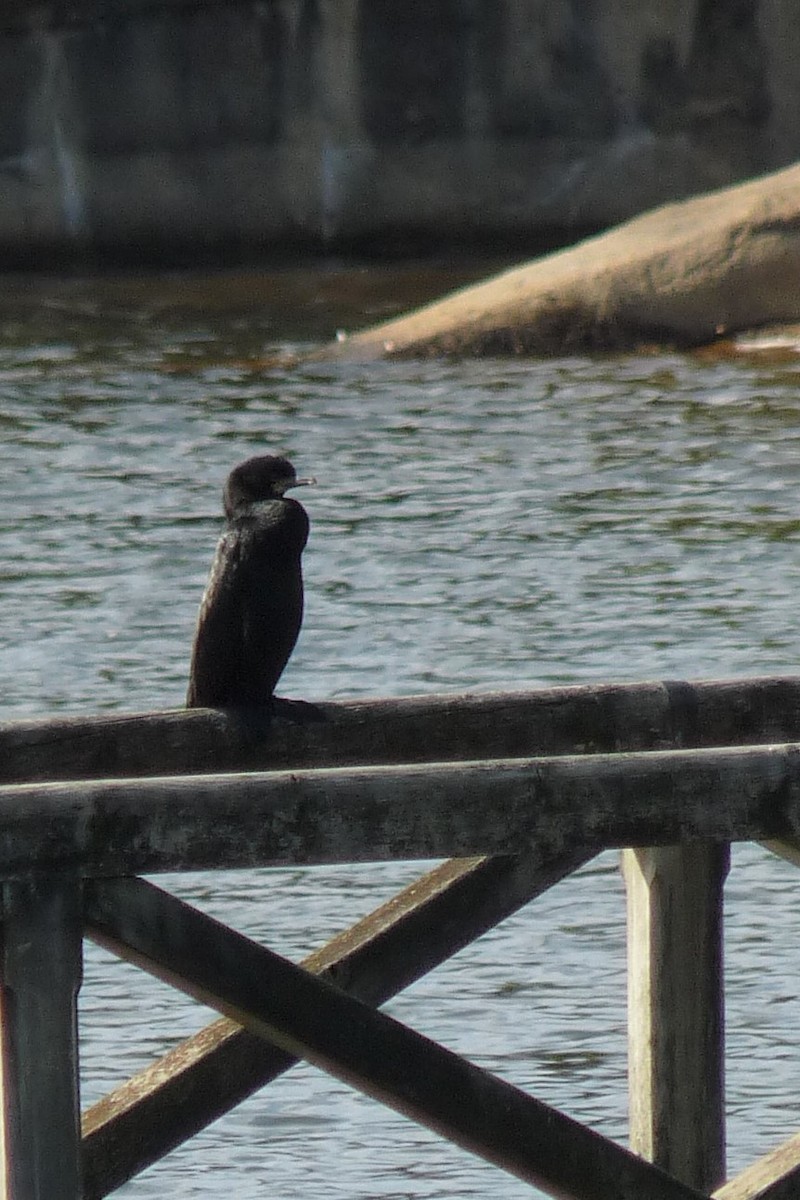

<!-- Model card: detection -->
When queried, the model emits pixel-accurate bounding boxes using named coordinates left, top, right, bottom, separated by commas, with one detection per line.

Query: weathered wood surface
left=0, top=875, right=83, bottom=1200
left=761, top=837, right=800, bottom=869
left=715, top=1131, right=800, bottom=1200
left=82, top=845, right=595, bottom=1198
left=4, top=676, right=800, bottom=783
left=84, top=876, right=707, bottom=1200
left=624, top=844, right=729, bottom=1193
left=0, top=743, right=797, bottom=877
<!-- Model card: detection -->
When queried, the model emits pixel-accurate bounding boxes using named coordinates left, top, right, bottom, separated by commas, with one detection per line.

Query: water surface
left=1, top=267, right=799, bottom=1196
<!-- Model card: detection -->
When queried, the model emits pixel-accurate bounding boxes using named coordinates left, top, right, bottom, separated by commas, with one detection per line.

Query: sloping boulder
left=326, top=161, right=800, bottom=359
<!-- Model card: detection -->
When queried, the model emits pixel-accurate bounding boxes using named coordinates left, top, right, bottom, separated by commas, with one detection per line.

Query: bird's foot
left=270, top=696, right=327, bottom=724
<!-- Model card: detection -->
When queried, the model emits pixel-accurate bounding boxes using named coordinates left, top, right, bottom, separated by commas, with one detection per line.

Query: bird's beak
left=289, top=477, right=316, bottom=489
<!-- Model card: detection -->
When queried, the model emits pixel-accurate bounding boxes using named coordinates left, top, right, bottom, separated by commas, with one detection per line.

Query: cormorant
left=186, top=455, right=314, bottom=708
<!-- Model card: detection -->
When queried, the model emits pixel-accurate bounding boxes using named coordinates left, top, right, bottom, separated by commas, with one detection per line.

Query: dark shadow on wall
left=357, top=0, right=469, bottom=143
left=70, top=4, right=285, bottom=155
left=357, top=0, right=616, bottom=145
left=640, top=0, right=770, bottom=135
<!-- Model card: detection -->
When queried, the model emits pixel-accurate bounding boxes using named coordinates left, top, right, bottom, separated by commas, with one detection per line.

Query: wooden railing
left=2, top=677, right=800, bottom=1199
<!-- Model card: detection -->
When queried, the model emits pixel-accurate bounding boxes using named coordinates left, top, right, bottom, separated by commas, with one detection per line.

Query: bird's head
left=223, top=455, right=315, bottom=518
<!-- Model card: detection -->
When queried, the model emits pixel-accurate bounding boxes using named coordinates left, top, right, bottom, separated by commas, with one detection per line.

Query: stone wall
left=0, top=0, right=798, bottom=264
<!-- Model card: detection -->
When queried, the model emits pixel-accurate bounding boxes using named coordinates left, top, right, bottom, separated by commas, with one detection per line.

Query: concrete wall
left=0, top=0, right=798, bottom=264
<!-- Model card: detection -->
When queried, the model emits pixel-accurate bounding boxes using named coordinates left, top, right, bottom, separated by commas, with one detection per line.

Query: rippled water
left=2, top=268, right=800, bottom=1196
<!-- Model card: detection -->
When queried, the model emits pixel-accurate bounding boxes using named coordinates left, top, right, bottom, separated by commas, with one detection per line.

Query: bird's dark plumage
left=186, top=455, right=312, bottom=708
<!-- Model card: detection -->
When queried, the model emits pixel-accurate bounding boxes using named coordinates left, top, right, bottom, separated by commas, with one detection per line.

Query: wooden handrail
left=3, top=674, right=800, bottom=782
left=4, top=681, right=800, bottom=1199
left=0, top=742, right=798, bottom=877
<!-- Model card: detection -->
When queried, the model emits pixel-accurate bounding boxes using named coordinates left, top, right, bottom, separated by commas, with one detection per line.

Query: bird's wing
left=186, top=529, right=247, bottom=707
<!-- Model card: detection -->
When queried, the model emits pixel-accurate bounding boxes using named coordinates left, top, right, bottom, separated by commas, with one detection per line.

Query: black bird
left=186, top=455, right=314, bottom=708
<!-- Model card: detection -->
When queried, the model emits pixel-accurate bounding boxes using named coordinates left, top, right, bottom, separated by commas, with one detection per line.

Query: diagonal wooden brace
left=82, top=846, right=593, bottom=1196
left=83, top=875, right=708, bottom=1200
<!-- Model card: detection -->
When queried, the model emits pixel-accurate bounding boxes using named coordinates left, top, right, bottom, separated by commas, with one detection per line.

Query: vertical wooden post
left=623, top=843, right=729, bottom=1194
left=0, top=875, right=83, bottom=1200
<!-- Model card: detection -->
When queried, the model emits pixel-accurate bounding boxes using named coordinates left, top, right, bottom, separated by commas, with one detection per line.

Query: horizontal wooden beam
left=84, top=877, right=706, bottom=1200
left=4, top=675, right=800, bottom=783
left=0, top=742, right=798, bottom=876
left=82, top=846, right=595, bottom=1198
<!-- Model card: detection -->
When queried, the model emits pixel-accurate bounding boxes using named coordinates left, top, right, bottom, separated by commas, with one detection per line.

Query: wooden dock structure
left=2, top=675, right=800, bottom=1198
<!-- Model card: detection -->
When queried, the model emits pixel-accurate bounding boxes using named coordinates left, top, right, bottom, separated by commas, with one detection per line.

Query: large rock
left=327, top=162, right=800, bottom=359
